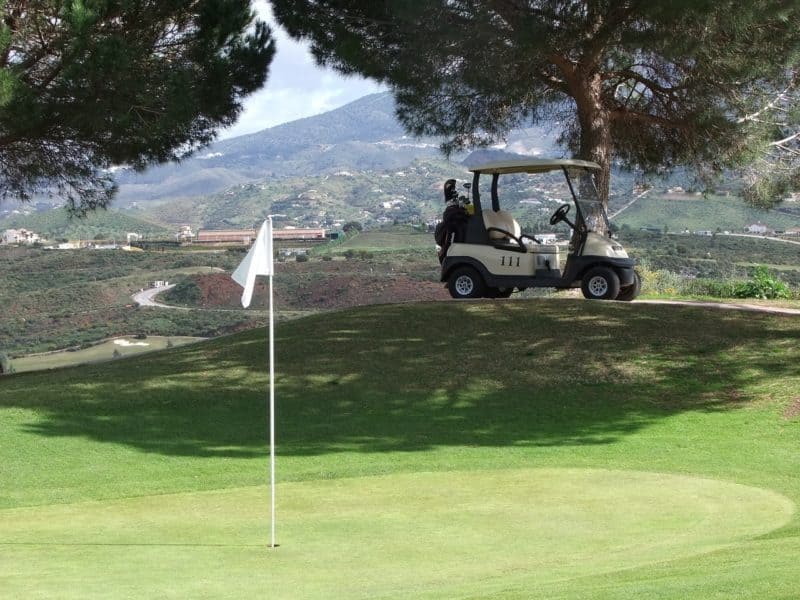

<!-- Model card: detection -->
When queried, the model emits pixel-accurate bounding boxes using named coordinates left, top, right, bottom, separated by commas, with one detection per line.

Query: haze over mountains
left=113, top=92, right=561, bottom=207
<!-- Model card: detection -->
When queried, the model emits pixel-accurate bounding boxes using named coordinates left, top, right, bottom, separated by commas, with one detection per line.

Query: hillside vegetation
left=0, top=246, right=260, bottom=355
left=3, top=224, right=799, bottom=360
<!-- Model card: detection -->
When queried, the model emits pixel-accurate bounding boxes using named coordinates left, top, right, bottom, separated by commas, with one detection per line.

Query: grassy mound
left=1, top=299, right=799, bottom=598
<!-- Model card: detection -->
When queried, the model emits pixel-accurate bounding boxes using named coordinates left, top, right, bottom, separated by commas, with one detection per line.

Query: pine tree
left=272, top=1, right=800, bottom=205
left=0, top=1, right=275, bottom=213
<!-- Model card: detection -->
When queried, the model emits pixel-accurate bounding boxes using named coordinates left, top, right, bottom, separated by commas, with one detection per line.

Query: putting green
left=1, top=468, right=793, bottom=598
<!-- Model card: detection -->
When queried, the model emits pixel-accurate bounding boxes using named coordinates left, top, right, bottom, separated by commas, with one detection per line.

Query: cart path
left=132, top=284, right=190, bottom=310
left=132, top=284, right=800, bottom=316
left=637, top=299, right=800, bottom=316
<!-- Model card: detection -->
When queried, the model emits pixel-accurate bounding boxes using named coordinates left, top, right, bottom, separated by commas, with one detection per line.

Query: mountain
left=112, top=92, right=564, bottom=207
left=113, top=93, right=443, bottom=205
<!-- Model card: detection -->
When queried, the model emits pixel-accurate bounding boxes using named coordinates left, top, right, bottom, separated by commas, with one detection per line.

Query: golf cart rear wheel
left=581, top=266, right=621, bottom=300
left=616, top=271, right=642, bottom=301
left=447, top=266, right=486, bottom=299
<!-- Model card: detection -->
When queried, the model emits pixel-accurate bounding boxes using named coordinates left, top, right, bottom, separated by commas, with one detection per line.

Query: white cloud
left=220, top=2, right=386, bottom=139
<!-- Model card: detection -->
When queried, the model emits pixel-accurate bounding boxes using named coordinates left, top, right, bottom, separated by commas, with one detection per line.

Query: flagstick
left=268, top=215, right=277, bottom=549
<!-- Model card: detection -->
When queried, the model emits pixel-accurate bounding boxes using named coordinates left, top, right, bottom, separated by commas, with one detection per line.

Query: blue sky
left=221, top=2, right=386, bottom=139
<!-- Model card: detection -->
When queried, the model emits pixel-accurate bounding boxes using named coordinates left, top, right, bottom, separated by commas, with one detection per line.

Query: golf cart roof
left=468, top=158, right=601, bottom=175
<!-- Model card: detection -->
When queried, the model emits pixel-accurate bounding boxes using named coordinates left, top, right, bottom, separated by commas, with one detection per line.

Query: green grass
left=2, top=470, right=791, bottom=598
left=615, top=194, right=800, bottom=232
left=327, top=227, right=435, bottom=251
left=1, top=299, right=799, bottom=598
left=13, top=336, right=206, bottom=372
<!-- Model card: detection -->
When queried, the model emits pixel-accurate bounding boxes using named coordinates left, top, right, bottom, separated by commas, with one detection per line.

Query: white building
left=744, top=222, right=771, bottom=235
left=2, top=228, right=41, bottom=245
left=175, top=225, right=193, bottom=241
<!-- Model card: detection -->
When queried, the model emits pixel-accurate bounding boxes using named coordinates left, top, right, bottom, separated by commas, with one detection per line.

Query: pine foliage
left=0, top=0, right=275, bottom=213
left=272, top=1, right=800, bottom=205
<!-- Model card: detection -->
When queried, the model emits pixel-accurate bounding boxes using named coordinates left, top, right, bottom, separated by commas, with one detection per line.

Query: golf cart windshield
left=567, top=168, right=609, bottom=236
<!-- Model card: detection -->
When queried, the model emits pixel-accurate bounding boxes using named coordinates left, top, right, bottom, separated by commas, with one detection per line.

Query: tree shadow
left=2, top=300, right=798, bottom=458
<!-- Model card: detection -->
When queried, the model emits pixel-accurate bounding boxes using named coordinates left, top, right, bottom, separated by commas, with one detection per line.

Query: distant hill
left=0, top=207, right=170, bottom=241
left=111, top=92, right=564, bottom=207
left=113, top=93, right=440, bottom=205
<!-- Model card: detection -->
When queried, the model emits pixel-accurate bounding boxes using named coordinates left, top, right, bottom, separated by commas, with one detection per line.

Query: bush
left=164, top=278, right=201, bottom=305
left=637, top=261, right=683, bottom=297
left=732, top=266, right=792, bottom=300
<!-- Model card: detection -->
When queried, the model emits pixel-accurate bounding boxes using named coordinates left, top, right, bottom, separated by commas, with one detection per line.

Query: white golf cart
left=439, top=158, right=640, bottom=300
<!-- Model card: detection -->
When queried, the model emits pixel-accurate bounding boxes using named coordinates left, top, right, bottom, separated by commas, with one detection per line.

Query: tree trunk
left=574, top=72, right=613, bottom=206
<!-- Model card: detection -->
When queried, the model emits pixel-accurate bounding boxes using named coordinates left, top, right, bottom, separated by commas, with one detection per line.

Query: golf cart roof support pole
left=562, top=166, right=578, bottom=203
left=491, top=173, right=500, bottom=211
left=471, top=171, right=482, bottom=213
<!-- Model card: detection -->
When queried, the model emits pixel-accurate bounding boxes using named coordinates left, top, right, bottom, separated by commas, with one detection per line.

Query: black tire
left=581, top=266, right=621, bottom=300
left=447, top=266, right=486, bottom=299
left=616, top=271, right=641, bottom=301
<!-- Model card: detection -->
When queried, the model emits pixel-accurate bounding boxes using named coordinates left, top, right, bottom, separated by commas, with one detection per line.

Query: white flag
left=232, top=219, right=273, bottom=308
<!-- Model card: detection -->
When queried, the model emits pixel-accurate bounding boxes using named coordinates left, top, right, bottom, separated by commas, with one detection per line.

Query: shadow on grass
left=1, top=300, right=798, bottom=458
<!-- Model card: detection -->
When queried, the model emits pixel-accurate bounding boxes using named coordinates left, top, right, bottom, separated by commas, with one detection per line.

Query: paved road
left=132, top=284, right=190, bottom=309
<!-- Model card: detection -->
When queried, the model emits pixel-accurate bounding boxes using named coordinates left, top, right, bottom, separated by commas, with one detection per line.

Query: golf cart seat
left=483, top=210, right=520, bottom=239
left=483, top=210, right=534, bottom=252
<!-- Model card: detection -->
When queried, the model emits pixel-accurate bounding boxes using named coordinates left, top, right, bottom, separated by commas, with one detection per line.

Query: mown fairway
left=1, top=299, right=798, bottom=598
left=13, top=336, right=206, bottom=373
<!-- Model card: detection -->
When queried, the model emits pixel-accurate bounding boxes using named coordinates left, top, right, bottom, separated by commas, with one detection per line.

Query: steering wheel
left=549, top=204, right=570, bottom=226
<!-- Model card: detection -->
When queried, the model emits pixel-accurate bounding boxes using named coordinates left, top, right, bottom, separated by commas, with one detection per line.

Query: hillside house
left=744, top=222, right=771, bottom=235
left=2, top=228, right=41, bottom=245
left=784, top=227, right=800, bottom=236
left=175, top=225, right=194, bottom=241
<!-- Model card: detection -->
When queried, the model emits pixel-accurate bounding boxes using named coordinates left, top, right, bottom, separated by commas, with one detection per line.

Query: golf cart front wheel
left=447, top=266, right=486, bottom=299
left=581, top=266, right=621, bottom=300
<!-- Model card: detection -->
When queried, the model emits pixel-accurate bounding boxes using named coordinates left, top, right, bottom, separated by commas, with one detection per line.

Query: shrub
left=164, top=278, right=201, bottom=305
left=685, top=279, right=737, bottom=298
left=732, top=266, right=792, bottom=300
left=637, top=261, right=683, bottom=297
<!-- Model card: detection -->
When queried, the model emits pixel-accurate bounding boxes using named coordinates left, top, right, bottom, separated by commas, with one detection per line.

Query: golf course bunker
left=1, top=468, right=793, bottom=598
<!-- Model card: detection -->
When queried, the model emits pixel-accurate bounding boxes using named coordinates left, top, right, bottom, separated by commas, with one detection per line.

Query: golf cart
left=438, top=158, right=640, bottom=300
